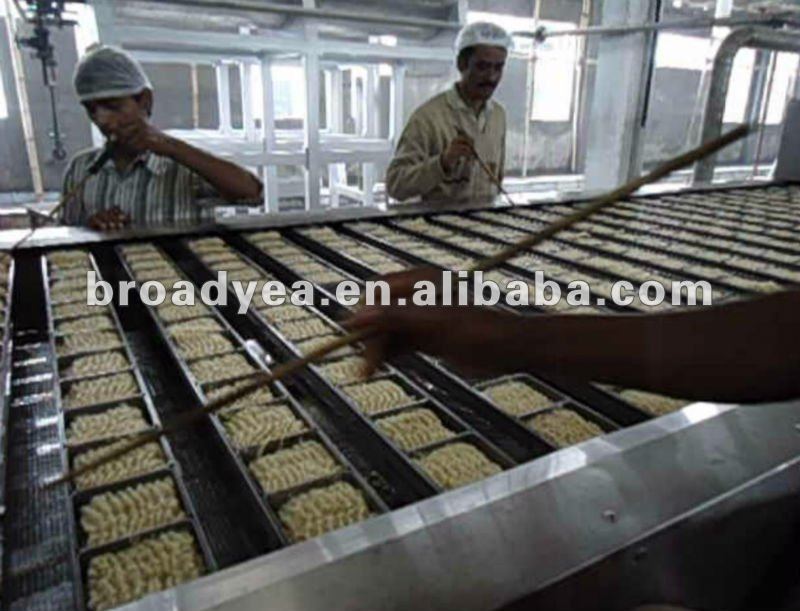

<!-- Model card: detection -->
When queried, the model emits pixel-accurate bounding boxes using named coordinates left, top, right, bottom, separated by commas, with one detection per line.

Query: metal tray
left=115, top=241, right=390, bottom=548
left=476, top=373, right=619, bottom=434
left=397, top=356, right=558, bottom=462
left=175, top=239, right=449, bottom=502
left=51, top=302, right=113, bottom=323
left=72, top=469, right=203, bottom=554
left=397, top=215, right=637, bottom=309
left=335, top=221, right=448, bottom=269
left=240, top=233, right=622, bottom=461
left=57, top=349, right=133, bottom=383
left=287, top=226, right=407, bottom=280
left=343, top=217, right=612, bottom=313
left=585, top=208, right=800, bottom=277
left=218, top=236, right=522, bottom=468
left=77, top=522, right=216, bottom=611
left=195, top=243, right=516, bottom=498
left=62, top=396, right=155, bottom=450
left=59, top=376, right=143, bottom=414
left=41, top=250, right=216, bottom=611
left=239, top=232, right=359, bottom=292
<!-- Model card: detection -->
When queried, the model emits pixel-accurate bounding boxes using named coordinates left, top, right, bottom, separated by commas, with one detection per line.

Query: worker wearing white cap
left=62, top=45, right=262, bottom=229
left=386, top=22, right=513, bottom=204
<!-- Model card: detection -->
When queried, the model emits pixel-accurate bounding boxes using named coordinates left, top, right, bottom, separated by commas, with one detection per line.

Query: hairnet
left=73, top=45, right=152, bottom=103
left=455, top=22, right=514, bottom=54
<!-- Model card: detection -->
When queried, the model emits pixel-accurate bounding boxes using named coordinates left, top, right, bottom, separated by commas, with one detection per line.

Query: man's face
left=82, top=92, right=150, bottom=141
left=459, top=45, right=508, bottom=102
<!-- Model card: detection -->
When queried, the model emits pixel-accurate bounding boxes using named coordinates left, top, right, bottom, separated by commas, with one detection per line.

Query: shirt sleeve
left=498, top=108, right=506, bottom=185
left=386, top=112, right=447, bottom=202
left=59, top=157, right=80, bottom=225
left=498, top=130, right=506, bottom=186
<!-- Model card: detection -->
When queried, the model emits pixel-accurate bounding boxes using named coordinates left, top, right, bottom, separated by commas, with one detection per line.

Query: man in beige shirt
left=386, top=22, right=512, bottom=205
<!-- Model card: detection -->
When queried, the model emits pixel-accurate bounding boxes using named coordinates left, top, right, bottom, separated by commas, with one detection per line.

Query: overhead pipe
left=130, top=0, right=462, bottom=31
left=694, top=26, right=800, bottom=183
left=520, top=13, right=788, bottom=41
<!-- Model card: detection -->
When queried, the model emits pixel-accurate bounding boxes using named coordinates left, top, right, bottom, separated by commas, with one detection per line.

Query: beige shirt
left=386, top=84, right=506, bottom=204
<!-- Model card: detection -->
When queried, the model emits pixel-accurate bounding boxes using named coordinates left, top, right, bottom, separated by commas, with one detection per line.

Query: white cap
left=73, top=45, right=152, bottom=103
left=455, top=22, right=513, bottom=54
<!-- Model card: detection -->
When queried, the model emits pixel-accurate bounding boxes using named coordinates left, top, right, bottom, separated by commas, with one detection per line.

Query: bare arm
left=117, top=117, right=263, bottom=204
left=515, top=291, right=800, bottom=402
left=161, top=136, right=263, bottom=204
left=350, top=288, right=800, bottom=403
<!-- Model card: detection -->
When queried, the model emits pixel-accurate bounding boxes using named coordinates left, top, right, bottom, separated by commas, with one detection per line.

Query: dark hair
left=457, top=47, right=476, bottom=71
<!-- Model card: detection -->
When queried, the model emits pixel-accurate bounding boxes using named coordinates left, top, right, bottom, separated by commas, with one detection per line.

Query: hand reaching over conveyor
left=348, top=287, right=800, bottom=404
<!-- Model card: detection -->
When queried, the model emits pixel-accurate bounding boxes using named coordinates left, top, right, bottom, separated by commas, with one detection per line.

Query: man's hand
left=367, top=266, right=443, bottom=301
left=115, top=116, right=174, bottom=157
left=441, top=134, right=475, bottom=174
left=348, top=266, right=520, bottom=375
left=348, top=303, right=521, bottom=378
left=87, top=207, right=130, bottom=231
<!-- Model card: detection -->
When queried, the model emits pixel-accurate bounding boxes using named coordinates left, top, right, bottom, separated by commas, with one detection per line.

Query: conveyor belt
left=114, top=241, right=390, bottom=546
left=1, top=183, right=799, bottom=610
left=44, top=250, right=217, bottom=610
left=177, top=234, right=516, bottom=498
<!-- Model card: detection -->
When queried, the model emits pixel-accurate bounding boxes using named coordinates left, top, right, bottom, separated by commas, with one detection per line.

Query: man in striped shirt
left=62, top=46, right=263, bottom=229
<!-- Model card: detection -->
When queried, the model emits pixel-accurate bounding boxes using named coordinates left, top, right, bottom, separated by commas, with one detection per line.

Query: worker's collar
left=446, top=83, right=494, bottom=118
left=92, top=148, right=170, bottom=176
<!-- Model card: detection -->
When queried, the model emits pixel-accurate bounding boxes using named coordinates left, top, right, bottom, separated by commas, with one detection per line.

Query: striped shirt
left=61, top=148, right=219, bottom=226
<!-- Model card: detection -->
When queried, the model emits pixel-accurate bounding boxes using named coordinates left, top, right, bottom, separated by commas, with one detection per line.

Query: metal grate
left=3, top=339, right=76, bottom=611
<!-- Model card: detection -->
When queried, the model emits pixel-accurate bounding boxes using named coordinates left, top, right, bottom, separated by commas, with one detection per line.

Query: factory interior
left=1, top=0, right=800, bottom=610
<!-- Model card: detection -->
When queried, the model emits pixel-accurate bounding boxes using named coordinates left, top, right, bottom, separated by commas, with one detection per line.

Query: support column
left=685, top=0, right=734, bottom=151
left=303, top=0, right=322, bottom=210
left=390, top=63, right=406, bottom=145
left=261, top=55, right=279, bottom=213
left=242, top=62, right=256, bottom=142
left=191, top=64, right=200, bottom=129
left=327, top=68, right=345, bottom=208
left=217, top=63, right=232, bottom=137
left=584, top=0, right=658, bottom=191
left=362, top=65, right=380, bottom=208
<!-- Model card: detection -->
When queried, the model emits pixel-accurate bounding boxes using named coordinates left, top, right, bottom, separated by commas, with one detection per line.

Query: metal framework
left=89, top=0, right=458, bottom=213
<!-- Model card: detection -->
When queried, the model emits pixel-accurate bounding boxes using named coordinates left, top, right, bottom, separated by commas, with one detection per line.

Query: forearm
left=164, top=137, right=262, bottom=203
left=507, top=292, right=800, bottom=402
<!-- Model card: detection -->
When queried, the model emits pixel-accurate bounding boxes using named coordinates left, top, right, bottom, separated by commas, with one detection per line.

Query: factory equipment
left=0, top=181, right=798, bottom=610
left=10, top=0, right=87, bottom=162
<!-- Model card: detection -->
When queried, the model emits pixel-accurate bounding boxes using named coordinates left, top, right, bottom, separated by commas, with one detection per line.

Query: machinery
left=10, top=0, right=85, bottom=161
left=0, top=181, right=798, bottom=611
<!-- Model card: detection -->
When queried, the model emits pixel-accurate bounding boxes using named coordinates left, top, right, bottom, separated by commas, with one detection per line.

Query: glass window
left=272, top=64, right=306, bottom=121
left=0, top=69, right=7, bottom=120
left=723, top=49, right=755, bottom=123
left=467, top=11, right=578, bottom=123
left=1, top=2, right=8, bottom=119
left=467, top=10, right=536, bottom=54
left=531, top=22, right=577, bottom=122
left=766, top=52, right=799, bottom=125
left=654, top=33, right=708, bottom=70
